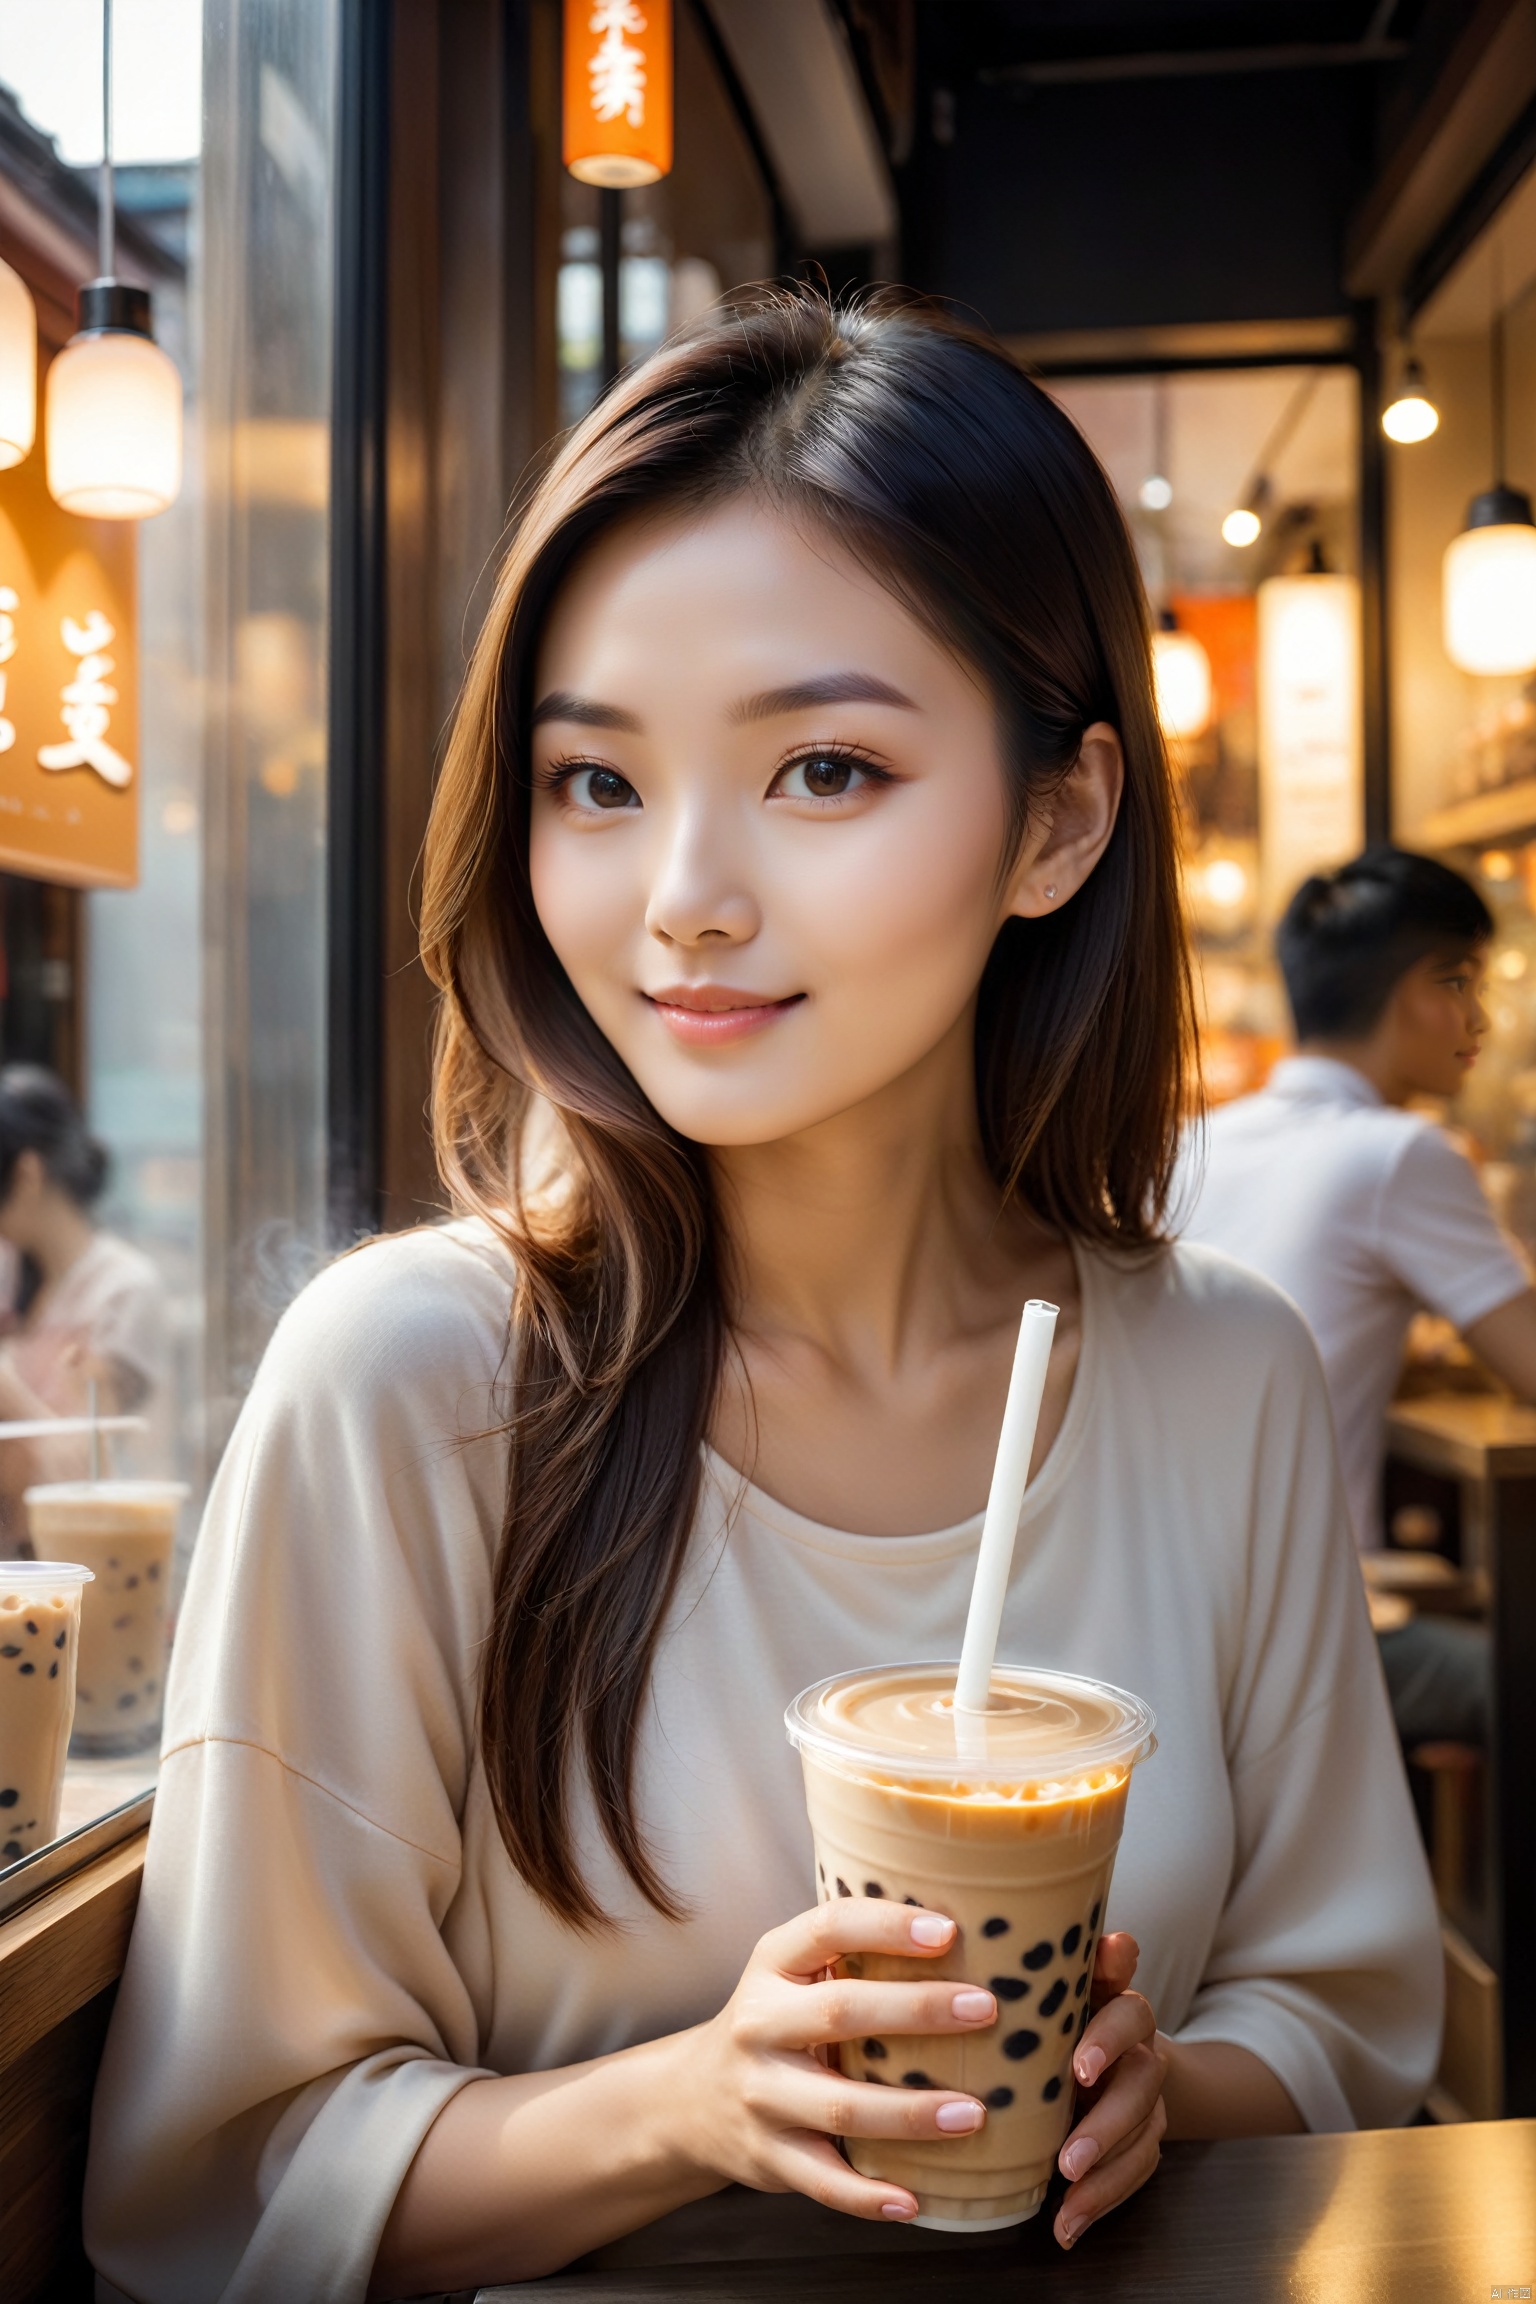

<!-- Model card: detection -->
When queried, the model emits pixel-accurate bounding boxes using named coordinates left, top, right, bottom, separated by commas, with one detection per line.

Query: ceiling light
left=45, top=0, right=182, bottom=520
left=0, top=255, right=36, bottom=470
left=1222, top=506, right=1262, bottom=548
left=1443, top=294, right=1536, bottom=674
left=1139, top=472, right=1172, bottom=511
left=1151, top=616, right=1213, bottom=740
left=1382, top=356, right=1439, bottom=444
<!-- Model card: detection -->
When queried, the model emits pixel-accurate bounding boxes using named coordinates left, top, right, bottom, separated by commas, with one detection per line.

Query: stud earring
left=1044, top=884, right=1057, bottom=901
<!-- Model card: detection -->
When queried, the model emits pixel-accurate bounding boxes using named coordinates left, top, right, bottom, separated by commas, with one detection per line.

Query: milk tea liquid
left=0, top=1564, right=91, bottom=1862
left=789, top=1665, right=1155, bottom=2232
left=25, top=1484, right=187, bottom=1755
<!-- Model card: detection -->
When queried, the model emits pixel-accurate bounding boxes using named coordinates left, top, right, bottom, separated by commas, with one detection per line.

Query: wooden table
left=1387, top=1393, right=1536, bottom=2115
left=476, top=2120, right=1536, bottom=2301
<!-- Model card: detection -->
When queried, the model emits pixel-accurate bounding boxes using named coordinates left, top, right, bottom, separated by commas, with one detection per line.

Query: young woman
left=86, top=296, right=1440, bottom=2304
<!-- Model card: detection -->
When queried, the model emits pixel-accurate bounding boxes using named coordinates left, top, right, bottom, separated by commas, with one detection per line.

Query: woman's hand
left=1052, top=1930, right=1168, bottom=2249
left=682, top=1896, right=997, bottom=2221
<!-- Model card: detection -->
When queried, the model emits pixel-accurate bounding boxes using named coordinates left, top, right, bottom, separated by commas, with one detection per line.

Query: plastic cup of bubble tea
left=786, top=1660, right=1156, bottom=2232
left=0, top=1561, right=93, bottom=1863
left=24, top=1482, right=188, bottom=1756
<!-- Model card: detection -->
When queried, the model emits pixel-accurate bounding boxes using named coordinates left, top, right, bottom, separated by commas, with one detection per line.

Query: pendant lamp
left=1443, top=290, right=1536, bottom=675
left=1152, top=610, right=1212, bottom=741
left=1381, top=354, right=1439, bottom=444
left=45, top=0, right=182, bottom=520
left=0, top=256, right=37, bottom=470
left=564, top=0, right=673, bottom=187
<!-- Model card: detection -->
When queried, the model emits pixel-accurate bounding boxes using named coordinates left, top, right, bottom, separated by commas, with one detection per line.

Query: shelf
left=1415, top=776, right=1536, bottom=849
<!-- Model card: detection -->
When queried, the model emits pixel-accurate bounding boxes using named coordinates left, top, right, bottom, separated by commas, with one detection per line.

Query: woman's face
left=529, top=497, right=1119, bottom=1148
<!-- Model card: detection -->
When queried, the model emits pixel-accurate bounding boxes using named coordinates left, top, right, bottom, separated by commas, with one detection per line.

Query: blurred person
left=1178, top=847, right=1536, bottom=1748
left=0, top=1064, right=166, bottom=1552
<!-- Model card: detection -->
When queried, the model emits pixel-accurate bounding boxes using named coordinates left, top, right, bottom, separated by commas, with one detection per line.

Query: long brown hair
left=420, top=289, right=1193, bottom=1928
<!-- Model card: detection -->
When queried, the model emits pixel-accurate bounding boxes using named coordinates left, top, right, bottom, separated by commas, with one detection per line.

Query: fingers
left=1054, top=2093, right=1166, bottom=2247
left=759, top=1976, right=997, bottom=2055
left=1072, top=1986, right=1156, bottom=2090
left=773, top=2134, right=920, bottom=2224
left=1089, top=1931, right=1139, bottom=2007
left=769, top=2062, right=987, bottom=2145
left=759, top=1897, right=958, bottom=1981
left=1059, top=2035, right=1167, bottom=2174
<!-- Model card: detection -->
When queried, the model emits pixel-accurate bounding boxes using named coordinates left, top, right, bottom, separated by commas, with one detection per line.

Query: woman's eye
left=567, top=766, right=638, bottom=811
left=776, top=753, right=870, bottom=801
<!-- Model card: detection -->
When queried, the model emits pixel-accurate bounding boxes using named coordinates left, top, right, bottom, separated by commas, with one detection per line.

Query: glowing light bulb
left=1382, top=357, right=1439, bottom=445
left=1152, top=626, right=1213, bottom=740
left=1139, top=473, right=1172, bottom=511
left=45, top=286, right=182, bottom=520
left=0, top=256, right=36, bottom=469
left=1222, top=507, right=1262, bottom=548
left=1443, top=488, right=1536, bottom=676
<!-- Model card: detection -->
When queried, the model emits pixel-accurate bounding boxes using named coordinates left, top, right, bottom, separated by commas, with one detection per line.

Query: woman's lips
left=644, top=987, right=805, bottom=1045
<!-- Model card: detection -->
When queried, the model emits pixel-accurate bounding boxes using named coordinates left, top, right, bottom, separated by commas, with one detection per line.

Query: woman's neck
left=707, top=1012, right=1082, bottom=1533
left=19, top=1197, right=96, bottom=1294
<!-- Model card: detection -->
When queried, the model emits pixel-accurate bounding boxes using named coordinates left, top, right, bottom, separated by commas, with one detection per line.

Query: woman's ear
left=1005, top=721, right=1125, bottom=919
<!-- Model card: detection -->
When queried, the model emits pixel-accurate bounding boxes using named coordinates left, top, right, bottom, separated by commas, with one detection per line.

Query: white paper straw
left=0, top=1417, right=145, bottom=1440
left=954, top=1298, right=1059, bottom=1715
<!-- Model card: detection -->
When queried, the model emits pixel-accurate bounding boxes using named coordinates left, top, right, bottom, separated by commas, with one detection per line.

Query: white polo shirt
left=1175, top=1055, right=1530, bottom=1548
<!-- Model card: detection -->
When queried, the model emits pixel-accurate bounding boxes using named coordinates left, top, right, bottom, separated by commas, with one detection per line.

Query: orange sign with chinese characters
left=0, top=430, right=137, bottom=889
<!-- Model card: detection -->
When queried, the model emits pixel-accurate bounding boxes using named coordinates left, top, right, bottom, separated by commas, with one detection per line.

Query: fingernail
left=1060, top=2137, right=1100, bottom=2181
left=1075, top=2046, right=1106, bottom=2086
left=935, top=2098, right=984, bottom=2132
left=951, top=1989, right=995, bottom=2021
left=1059, top=2214, right=1086, bottom=2248
left=909, top=1914, right=954, bottom=1947
left=882, top=2198, right=917, bottom=2220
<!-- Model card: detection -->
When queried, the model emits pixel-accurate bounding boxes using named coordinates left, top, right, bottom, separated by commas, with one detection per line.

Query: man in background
left=1178, top=846, right=1536, bottom=1747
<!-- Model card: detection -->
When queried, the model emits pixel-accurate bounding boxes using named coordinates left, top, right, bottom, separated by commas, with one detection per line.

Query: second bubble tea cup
left=24, top=1481, right=189, bottom=1756
left=0, top=1560, right=93, bottom=1862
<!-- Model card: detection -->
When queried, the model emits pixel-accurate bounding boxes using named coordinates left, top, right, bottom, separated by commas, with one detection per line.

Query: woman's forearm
left=1160, top=2039, right=1303, bottom=2139
left=368, top=2027, right=725, bottom=2298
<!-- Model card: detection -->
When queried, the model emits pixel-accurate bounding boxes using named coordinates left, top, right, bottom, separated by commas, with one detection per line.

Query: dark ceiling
left=890, top=0, right=1458, bottom=343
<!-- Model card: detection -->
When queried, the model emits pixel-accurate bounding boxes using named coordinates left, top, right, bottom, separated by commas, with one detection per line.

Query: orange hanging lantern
left=563, top=0, right=673, bottom=187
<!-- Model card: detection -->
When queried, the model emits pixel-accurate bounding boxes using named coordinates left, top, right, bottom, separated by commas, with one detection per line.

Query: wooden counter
left=1387, top=1394, right=1536, bottom=2115
left=475, top=2121, right=1536, bottom=2302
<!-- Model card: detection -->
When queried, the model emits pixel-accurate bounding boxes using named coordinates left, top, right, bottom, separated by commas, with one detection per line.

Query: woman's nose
left=644, top=813, right=761, bottom=947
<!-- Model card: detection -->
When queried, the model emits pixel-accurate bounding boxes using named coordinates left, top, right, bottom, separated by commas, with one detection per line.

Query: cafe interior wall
left=1386, top=175, right=1536, bottom=1231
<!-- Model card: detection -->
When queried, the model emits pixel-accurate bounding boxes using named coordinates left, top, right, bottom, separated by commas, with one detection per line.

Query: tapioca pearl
left=1074, top=1972, right=1088, bottom=1998
left=47, top=1662, right=57, bottom=1679
left=18, top=1663, right=33, bottom=1677
left=112, top=1615, right=132, bottom=1632
left=1022, top=1941, right=1053, bottom=1971
left=117, top=1693, right=137, bottom=1709
left=0, top=1789, right=16, bottom=1807
left=836, top=1877, right=851, bottom=1897
left=1061, top=1923, right=1081, bottom=1956
left=903, top=1895, right=920, bottom=1906
left=0, top=1644, right=19, bottom=1658
left=985, top=2086, right=1014, bottom=2110
left=1002, top=2029, right=1041, bottom=2061
left=900, top=2071, right=934, bottom=2089
left=2, top=1840, right=21, bottom=1859
left=24, top=1619, right=37, bottom=1635
left=990, top=1976, right=1029, bottom=2001
left=1038, top=1978, right=1067, bottom=2018
left=1089, top=1900, right=1101, bottom=1930
left=126, top=1576, right=140, bottom=1590
left=107, top=1557, right=118, bottom=1571
left=982, top=1916, right=1010, bottom=1937
left=863, top=2038, right=888, bottom=2060
left=147, top=1562, right=160, bottom=1580
left=1060, top=2016, right=1074, bottom=2035
left=1076, top=2005, right=1090, bottom=2036
left=53, top=1631, right=65, bottom=1650
left=864, top=1881, right=884, bottom=1897
left=1042, top=2075, right=1063, bottom=2103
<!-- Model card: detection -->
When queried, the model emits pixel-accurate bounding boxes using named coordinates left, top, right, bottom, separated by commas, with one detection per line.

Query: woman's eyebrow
left=531, top=691, right=643, bottom=732
left=729, top=672, right=919, bottom=723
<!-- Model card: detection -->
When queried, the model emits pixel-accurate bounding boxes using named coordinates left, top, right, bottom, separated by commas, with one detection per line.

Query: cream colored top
left=85, top=1222, right=1442, bottom=2304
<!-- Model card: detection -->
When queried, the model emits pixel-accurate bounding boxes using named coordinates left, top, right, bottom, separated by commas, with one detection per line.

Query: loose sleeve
left=1171, top=1296, right=1444, bottom=2129
left=1375, top=1125, right=1530, bottom=1330
left=84, top=1230, right=513, bottom=2304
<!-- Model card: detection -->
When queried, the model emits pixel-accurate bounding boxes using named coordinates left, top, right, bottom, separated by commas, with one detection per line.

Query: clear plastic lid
left=786, top=1662, right=1156, bottom=1793
left=0, top=1561, right=95, bottom=1589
